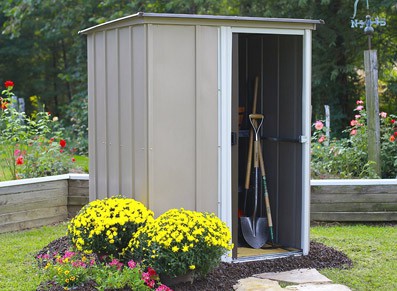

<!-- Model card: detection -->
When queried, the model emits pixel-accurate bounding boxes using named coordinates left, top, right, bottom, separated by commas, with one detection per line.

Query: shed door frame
left=218, top=26, right=312, bottom=256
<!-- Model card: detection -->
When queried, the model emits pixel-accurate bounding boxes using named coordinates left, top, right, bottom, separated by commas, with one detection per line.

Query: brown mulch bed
left=36, top=236, right=352, bottom=291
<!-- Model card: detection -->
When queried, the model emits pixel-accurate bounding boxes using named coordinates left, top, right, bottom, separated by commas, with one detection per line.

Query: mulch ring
left=36, top=237, right=352, bottom=291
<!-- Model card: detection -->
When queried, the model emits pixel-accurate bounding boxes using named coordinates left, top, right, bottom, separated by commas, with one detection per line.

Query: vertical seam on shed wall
left=129, top=26, right=135, bottom=198
left=116, top=28, right=121, bottom=194
left=194, top=25, right=199, bottom=211
left=104, top=31, right=109, bottom=197
left=88, top=33, right=97, bottom=201
left=146, top=24, right=153, bottom=210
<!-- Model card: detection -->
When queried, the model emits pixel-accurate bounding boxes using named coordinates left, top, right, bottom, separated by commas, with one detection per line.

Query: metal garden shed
left=80, top=12, right=322, bottom=260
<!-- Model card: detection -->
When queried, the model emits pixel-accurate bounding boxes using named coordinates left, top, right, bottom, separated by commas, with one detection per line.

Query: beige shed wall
left=88, top=25, right=147, bottom=203
left=88, top=23, right=219, bottom=216
left=147, top=24, right=219, bottom=215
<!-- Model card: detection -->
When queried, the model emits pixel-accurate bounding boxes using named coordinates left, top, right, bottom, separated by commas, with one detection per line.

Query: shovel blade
left=240, top=217, right=268, bottom=249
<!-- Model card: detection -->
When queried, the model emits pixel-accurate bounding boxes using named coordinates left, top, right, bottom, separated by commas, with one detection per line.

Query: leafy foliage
left=0, top=81, right=75, bottom=180
left=1, top=1, right=397, bottom=151
left=311, top=99, right=397, bottom=178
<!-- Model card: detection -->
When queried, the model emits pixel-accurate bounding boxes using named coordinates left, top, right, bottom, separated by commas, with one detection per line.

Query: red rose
left=16, top=155, right=24, bottom=165
left=391, top=119, right=395, bottom=124
left=4, top=80, right=14, bottom=88
left=59, top=139, right=66, bottom=148
left=394, top=132, right=397, bottom=137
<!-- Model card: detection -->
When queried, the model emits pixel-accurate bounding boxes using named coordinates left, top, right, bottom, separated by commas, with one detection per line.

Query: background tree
left=1, top=0, right=397, bottom=153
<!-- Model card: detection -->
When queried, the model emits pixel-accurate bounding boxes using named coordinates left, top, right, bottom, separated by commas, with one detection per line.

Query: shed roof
left=79, top=12, right=324, bottom=34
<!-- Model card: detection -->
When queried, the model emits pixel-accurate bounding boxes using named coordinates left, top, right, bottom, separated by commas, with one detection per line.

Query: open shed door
left=230, top=31, right=310, bottom=261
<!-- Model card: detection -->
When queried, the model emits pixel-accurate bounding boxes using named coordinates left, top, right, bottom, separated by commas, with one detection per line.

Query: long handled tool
left=243, top=77, right=259, bottom=215
left=240, top=113, right=268, bottom=249
left=258, top=147, right=275, bottom=245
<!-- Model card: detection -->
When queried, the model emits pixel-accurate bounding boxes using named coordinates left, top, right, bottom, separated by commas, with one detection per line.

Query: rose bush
left=311, top=99, right=397, bottom=178
left=0, top=81, right=75, bottom=180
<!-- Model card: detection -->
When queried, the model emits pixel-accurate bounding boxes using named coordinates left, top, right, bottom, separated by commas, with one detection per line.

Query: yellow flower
left=172, top=246, right=179, bottom=252
left=189, top=265, right=196, bottom=270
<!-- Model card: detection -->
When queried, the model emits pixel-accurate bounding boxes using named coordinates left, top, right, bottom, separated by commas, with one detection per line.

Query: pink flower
left=14, top=149, right=21, bottom=157
left=314, top=120, right=324, bottom=130
left=108, top=258, right=123, bottom=270
left=380, top=112, right=387, bottom=118
left=356, top=100, right=364, bottom=105
left=16, top=155, right=24, bottom=165
left=390, top=135, right=395, bottom=142
left=355, top=105, right=364, bottom=111
left=350, top=129, right=357, bottom=136
left=71, top=157, right=76, bottom=162
left=127, top=260, right=137, bottom=269
left=355, top=114, right=361, bottom=119
left=60, top=149, right=64, bottom=153
left=156, top=285, right=173, bottom=291
left=350, top=120, right=358, bottom=126
left=318, top=135, right=325, bottom=143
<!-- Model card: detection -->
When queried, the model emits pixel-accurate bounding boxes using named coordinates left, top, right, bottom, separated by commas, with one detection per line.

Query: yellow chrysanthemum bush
left=68, top=196, right=154, bottom=257
left=123, top=208, right=233, bottom=279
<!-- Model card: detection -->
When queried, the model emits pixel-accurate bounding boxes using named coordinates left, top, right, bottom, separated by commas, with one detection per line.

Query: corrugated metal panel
left=106, top=29, right=121, bottom=195
left=132, top=25, right=148, bottom=205
left=118, top=26, right=134, bottom=197
left=94, top=31, right=108, bottom=199
left=148, top=24, right=197, bottom=214
left=87, top=34, right=97, bottom=202
left=195, top=26, right=219, bottom=214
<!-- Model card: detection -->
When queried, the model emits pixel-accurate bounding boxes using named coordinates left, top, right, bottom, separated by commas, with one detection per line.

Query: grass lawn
left=0, top=223, right=67, bottom=291
left=0, top=223, right=396, bottom=290
left=311, top=223, right=397, bottom=290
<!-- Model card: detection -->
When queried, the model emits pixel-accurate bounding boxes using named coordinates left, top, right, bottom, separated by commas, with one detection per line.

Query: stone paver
left=233, top=277, right=284, bottom=291
left=233, top=269, right=352, bottom=291
left=285, top=283, right=351, bottom=290
left=255, top=268, right=331, bottom=284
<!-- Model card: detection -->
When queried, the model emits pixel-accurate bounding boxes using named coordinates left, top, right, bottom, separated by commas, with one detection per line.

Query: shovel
left=240, top=114, right=268, bottom=249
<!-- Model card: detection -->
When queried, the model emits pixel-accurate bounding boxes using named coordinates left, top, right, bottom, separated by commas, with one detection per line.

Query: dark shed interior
left=231, top=33, right=305, bottom=259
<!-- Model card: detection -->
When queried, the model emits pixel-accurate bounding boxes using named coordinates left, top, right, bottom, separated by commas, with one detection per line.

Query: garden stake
left=240, top=113, right=268, bottom=249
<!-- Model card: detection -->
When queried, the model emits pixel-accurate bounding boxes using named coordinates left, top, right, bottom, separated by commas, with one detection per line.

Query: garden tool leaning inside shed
left=240, top=113, right=268, bottom=249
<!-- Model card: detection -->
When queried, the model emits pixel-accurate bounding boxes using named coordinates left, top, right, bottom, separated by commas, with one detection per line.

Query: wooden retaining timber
left=1, top=176, right=397, bottom=233
left=311, top=179, right=397, bottom=222
left=0, top=174, right=89, bottom=234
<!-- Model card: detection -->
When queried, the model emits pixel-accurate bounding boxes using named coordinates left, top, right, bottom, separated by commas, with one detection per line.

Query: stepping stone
left=233, top=277, right=284, bottom=291
left=285, top=283, right=351, bottom=290
left=255, top=268, right=332, bottom=284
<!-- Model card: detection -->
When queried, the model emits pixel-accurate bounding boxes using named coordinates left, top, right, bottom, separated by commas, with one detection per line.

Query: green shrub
left=68, top=196, right=154, bottom=257
left=311, top=99, right=397, bottom=178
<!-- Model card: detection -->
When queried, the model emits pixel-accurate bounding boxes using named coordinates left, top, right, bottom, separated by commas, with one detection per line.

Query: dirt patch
left=36, top=237, right=352, bottom=291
